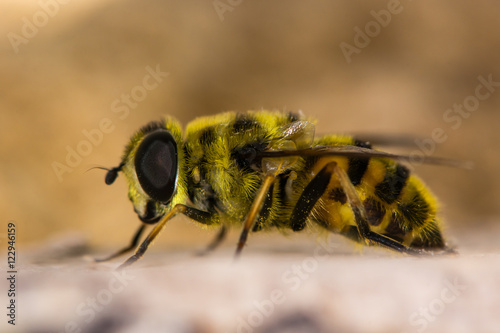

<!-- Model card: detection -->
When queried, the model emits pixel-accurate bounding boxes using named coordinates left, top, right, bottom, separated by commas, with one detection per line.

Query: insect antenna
left=87, top=162, right=125, bottom=185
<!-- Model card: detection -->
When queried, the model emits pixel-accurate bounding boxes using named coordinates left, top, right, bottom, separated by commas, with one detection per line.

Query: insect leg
left=196, top=225, right=228, bottom=256
left=118, top=204, right=219, bottom=269
left=290, top=162, right=338, bottom=231
left=331, top=162, right=420, bottom=254
left=94, top=224, right=146, bottom=262
left=235, top=174, right=276, bottom=258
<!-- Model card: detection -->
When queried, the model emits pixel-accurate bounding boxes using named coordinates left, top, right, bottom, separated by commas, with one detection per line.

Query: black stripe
left=139, top=120, right=165, bottom=135
left=347, top=158, right=369, bottom=186
left=186, top=181, right=196, bottom=206
left=199, top=127, right=216, bottom=145
left=303, top=155, right=320, bottom=174
left=364, top=197, right=385, bottom=226
left=347, top=139, right=371, bottom=186
left=232, top=142, right=268, bottom=171
left=290, top=163, right=334, bottom=231
left=198, top=158, right=208, bottom=179
left=184, top=146, right=197, bottom=205
left=233, top=115, right=259, bottom=133
left=375, top=164, right=409, bottom=204
left=398, top=192, right=429, bottom=228
left=409, top=222, right=445, bottom=249
left=328, top=188, right=347, bottom=205
left=277, top=170, right=292, bottom=205
left=253, top=184, right=274, bottom=231
left=385, top=212, right=409, bottom=236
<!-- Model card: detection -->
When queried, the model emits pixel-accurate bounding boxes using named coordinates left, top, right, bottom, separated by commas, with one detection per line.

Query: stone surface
left=2, top=228, right=500, bottom=333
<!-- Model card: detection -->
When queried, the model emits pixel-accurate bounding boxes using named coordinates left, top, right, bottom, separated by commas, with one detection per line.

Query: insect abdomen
left=304, top=136, right=446, bottom=250
left=387, top=175, right=445, bottom=249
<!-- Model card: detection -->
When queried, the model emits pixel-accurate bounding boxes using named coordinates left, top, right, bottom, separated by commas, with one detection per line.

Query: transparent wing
left=256, top=145, right=473, bottom=169
left=350, top=133, right=423, bottom=148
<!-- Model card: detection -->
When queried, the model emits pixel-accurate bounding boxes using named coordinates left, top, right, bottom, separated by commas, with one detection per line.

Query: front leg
left=118, top=204, right=219, bottom=270
left=95, top=224, right=146, bottom=262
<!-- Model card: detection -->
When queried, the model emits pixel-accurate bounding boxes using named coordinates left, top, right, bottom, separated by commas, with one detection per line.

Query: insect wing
left=257, top=145, right=473, bottom=169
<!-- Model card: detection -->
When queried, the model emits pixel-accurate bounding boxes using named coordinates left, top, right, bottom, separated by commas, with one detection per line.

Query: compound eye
left=134, top=130, right=178, bottom=203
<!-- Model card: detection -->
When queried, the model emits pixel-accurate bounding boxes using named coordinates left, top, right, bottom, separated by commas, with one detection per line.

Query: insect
left=96, top=111, right=465, bottom=269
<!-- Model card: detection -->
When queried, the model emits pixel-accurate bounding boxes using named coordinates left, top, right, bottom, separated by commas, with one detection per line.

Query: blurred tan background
left=1, top=0, right=499, bottom=250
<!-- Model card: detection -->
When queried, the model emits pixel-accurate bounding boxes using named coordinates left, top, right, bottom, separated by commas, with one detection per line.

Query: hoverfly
left=96, top=111, right=465, bottom=269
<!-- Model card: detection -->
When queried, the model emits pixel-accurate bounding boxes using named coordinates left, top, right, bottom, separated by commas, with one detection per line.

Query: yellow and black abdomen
left=293, top=135, right=446, bottom=250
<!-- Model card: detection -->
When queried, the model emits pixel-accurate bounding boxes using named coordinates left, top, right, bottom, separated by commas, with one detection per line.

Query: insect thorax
left=183, top=111, right=303, bottom=222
